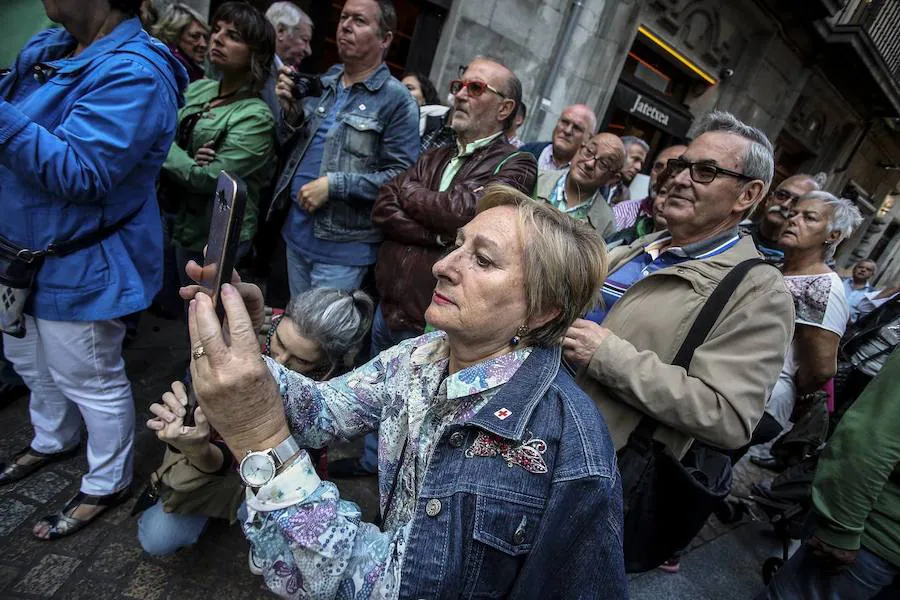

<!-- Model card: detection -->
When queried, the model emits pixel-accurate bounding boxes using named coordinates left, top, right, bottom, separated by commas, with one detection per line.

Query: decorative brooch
left=465, top=431, right=548, bottom=474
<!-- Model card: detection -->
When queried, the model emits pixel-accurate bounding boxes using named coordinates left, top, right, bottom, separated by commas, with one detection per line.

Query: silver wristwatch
left=239, top=435, right=301, bottom=489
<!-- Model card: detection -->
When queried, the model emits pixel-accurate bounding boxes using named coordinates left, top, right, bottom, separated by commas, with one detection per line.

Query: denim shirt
left=270, top=63, right=420, bottom=244
left=243, top=332, right=627, bottom=599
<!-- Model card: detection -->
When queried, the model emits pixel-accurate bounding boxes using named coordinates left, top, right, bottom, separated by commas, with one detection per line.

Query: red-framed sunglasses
left=449, top=79, right=507, bottom=99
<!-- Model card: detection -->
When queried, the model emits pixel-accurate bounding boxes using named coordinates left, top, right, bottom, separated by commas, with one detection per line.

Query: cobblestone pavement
left=0, top=313, right=782, bottom=599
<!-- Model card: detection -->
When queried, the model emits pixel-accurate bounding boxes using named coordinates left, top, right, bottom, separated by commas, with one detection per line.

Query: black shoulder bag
left=0, top=206, right=143, bottom=338
left=618, top=258, right=767, bottom=573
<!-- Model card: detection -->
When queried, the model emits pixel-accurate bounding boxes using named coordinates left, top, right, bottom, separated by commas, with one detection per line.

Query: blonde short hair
left=477, top=185, right=608, bottom=347
left=152, top=2, right=209, bottom=47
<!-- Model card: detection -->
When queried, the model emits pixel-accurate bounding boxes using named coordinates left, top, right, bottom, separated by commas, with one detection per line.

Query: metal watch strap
left=271, top=435, right=300, bottom=469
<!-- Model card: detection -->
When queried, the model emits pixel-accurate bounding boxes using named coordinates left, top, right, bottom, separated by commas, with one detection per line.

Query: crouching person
left=138, top=287, right=373, bottom=556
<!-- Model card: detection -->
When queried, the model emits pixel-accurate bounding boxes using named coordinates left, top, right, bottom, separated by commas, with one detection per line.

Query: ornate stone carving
left=644, top=0, right=745, bottom=73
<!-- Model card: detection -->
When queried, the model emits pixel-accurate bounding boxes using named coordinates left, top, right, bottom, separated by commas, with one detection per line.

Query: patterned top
left=242, top=332, right=532, bottom=599
left=784, top=272, right=848, bottom=333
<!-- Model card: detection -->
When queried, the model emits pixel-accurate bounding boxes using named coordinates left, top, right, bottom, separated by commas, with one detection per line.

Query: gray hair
left=265, top=1, right=312, bottom=37
left=284, top=288, right=375, bottom=371
left=696, top=111, right=775, bottom=191
left=620, top=135, right=649, bottom=154
left=152, top=2, right=208, bottom=47
left=374, top=0, right=398, bottom=37
left=802, top=191, right=864, bottom=258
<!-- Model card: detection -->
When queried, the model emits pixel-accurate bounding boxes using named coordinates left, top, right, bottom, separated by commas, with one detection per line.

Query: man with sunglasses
left=521, top=104, right=597, bottom=175
left=323, top=58, right=538, bottom=477
left=742, top=173, right=821, bottom=264
left=564, top=110, right=793, bottom=497
left=536, top=133, right=625, bottom=237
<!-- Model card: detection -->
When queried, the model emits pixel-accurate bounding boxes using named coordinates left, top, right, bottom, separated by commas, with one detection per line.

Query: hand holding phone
left=202, top=171, right=247, bottom=322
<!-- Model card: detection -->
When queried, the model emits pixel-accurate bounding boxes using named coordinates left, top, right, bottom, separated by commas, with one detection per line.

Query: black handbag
left=0, top=206, right=143, bottom=337
left=618, top=258, right=767, bottom=573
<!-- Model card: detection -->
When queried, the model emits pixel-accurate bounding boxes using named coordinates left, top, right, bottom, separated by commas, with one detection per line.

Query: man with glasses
left=564, top=110, right=793, bottom=467
left=613, top=144, right=687, bottom=232
left=328, top=57, right=537, bottom=477
left=605, top=135, right=649, bottom=206
left=522, top=104, right=597, bottom=174
left=742, top=173, right=821, bottom=263
left=536, top=133, right=626, bottom=237
left=269, top=0, right=419, bottom=297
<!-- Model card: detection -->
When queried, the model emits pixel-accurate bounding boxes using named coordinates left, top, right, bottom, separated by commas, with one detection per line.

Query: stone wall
left=431, top=0, right=815, bottom=141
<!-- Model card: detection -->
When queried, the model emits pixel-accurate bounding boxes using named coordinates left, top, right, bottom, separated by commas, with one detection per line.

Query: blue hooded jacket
left=0, top=17, right=187, bottom=321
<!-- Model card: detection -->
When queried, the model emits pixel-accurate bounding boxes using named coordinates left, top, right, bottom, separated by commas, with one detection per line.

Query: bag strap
left=45, top=203, right=145, bottom=258
left=633, top=258, right=768, bottom=439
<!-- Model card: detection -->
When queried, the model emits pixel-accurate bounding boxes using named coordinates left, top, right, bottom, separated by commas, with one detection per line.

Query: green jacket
left=812, top=348, right=900, bottom=567
left=164, top=79, right=275, bottom=250
left=0, top=1, right=54, bottom=68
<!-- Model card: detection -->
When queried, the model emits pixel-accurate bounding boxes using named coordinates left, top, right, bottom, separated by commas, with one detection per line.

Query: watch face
left=240, top=453, right=276, bottom=487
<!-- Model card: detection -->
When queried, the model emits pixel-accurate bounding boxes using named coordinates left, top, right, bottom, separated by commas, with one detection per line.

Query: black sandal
left=0, top=445, right=79, bottom=486
left=33, top=487, right=131, bottom=541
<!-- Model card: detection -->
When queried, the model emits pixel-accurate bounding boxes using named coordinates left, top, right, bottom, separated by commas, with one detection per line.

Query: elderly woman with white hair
left=750, top=191, right=864, bottom=469
left=173, top=185, right=627, bottom=598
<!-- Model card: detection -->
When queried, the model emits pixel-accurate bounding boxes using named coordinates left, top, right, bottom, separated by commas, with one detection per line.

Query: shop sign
left=629, top=94, right=670, bottom=127
left=613, top=83, right=692, bottom=137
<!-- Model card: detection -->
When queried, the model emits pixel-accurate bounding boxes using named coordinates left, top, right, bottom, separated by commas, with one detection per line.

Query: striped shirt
left=586, top=228, right=743, bottom=323
left=613, top=197, right=648, bottom=230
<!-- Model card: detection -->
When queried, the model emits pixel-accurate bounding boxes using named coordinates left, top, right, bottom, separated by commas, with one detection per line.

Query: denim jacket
left=269, top=63, right=420, bottom=244
left=243, top=332, right=627, bottom=599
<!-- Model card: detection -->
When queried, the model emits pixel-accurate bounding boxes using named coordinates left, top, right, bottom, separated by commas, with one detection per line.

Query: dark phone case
left=205, top=171, right=247, bottom=322
left=182, top=381, right=199, bottom=427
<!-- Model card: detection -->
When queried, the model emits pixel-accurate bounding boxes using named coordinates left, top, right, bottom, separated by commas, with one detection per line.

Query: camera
left=290, top=72, right=324, bottom=99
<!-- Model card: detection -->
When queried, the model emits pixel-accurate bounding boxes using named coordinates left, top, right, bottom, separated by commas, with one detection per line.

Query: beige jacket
left=577, top=232, right=795, bottom=457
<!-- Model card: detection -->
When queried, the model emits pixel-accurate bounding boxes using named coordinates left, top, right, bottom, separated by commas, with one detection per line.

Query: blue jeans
left=760, top=545, right=899, bottom=600
left=359, top=304, right=420, bottom=473
left=285, top=244, right=367, bottom=298
left=137, top=500, right=209, bottom=556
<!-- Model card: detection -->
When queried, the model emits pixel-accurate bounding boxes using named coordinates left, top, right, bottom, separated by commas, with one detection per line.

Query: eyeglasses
left=666, top=158, right=755, bottom=184
left=580, top=145, right=618, bottom=172
left=449, top=79, right=506, bottom=99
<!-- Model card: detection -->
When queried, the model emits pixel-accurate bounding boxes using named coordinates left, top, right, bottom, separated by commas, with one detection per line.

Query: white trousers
left=3, top=316, right=134, bottom=495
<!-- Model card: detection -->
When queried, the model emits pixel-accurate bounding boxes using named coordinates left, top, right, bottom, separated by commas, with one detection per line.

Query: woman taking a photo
left=161, top=1, right=276, bottom=289
left=172, top=185, right=627, bottom=598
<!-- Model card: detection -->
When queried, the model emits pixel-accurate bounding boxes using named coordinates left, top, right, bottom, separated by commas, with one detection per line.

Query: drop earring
left=510, top=325, right=529, bottom=346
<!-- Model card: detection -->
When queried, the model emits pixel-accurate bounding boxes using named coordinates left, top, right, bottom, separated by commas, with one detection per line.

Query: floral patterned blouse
left=242, top=331, right=532, bottom=599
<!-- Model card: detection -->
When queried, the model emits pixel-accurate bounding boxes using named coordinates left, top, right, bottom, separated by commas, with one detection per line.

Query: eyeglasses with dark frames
left=665, top=158, right=755, bottom=184
left=580, top=144, right=618, bottom=172
left=449, top=79, right=507, bottom=99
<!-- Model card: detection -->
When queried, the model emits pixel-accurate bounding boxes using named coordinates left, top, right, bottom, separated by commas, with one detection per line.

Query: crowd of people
left=1, top=0, right=899, bottom=598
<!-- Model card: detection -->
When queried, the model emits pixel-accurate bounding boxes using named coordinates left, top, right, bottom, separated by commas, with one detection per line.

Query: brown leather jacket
left=372, top=134, right=537, bottom=333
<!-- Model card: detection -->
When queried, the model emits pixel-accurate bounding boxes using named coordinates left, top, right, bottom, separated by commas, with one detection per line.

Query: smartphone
left=182, top=381, right=199, bottom=427
left=202, top=171, right=247, bottom=322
